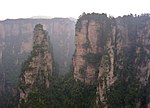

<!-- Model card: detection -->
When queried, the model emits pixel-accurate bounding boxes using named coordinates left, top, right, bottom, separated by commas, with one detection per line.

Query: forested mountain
left=0, top=13, right=150, bottom=108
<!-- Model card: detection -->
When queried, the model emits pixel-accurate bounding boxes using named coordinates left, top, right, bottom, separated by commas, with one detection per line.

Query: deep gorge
left=0, top=13, right=150, bottom=108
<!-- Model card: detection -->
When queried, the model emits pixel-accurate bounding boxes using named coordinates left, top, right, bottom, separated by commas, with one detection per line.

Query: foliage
left=52, top=74, right=96, bottom=108
left=15, top=72, right=97, bottom=108
left=19, top=87, right=50, bottom=108
left=103, top=46, right=144, bottom=108
left=4, top=14, right=150, bottom=108
left=76, top=13, right=106, bottom=32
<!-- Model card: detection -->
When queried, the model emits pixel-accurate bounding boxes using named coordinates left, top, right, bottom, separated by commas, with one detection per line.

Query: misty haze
left=0, top=0, right=150, bottom=108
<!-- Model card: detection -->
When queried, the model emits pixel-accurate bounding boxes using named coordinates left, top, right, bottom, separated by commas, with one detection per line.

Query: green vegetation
left=18, top=84, right=50, bottom=108
left=2, top=13, right=150, bottom=108
left=76, top=13, right=107, bottom=32
left=103, top=43, right=149, bottom=108
left=96, top=14, right=150, bottom=108
left=13, top=23, right=97, bottom=108
left=76, top=13, right=115, bottom=33
left=14, top=72, right=97, bottom=108
left=50, top=74, right=97, bottom=108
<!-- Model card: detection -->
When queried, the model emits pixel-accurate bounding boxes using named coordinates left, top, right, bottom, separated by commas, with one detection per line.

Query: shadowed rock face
left=18, top=24, right=53, bottom=107
left=73, top=13, right=150, bottom=108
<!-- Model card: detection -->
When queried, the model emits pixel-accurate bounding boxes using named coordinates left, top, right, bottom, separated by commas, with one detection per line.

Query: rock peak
left=17, top=24, right=54, bottom=107
left=73, top=13, right=150, bottom=107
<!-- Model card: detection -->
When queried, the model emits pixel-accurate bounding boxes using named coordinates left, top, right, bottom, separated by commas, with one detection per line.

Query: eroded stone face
left=74, top=14, right=150, bottom=108
left=18, top=24, right=54, bottom=105
left=73, top=19, right=103, bottom=84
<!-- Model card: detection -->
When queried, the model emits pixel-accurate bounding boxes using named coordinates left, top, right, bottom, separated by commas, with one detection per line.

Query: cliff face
left=18, top=24, right=53, bottom=107
left=73, top=14, right=115, bottom=84
left=0, top=18, right=75, bottom=73
left=73, top=13, right=150, bottom=108
left=0, top=18, right=75, bottom=99
left=0, top=18, right=75, bottom=108
left=73, top=19, right=100, bottom=84
left=117, top=16, right=150, bottom=108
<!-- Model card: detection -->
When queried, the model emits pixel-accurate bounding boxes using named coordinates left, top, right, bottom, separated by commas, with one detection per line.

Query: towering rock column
left=73, top=13, right=116, bottom=84
left=73, top=16, right=101, bottom=84
left=17, top=24, right=54, bottom=107
left=96, top=15, right=150, bottom=108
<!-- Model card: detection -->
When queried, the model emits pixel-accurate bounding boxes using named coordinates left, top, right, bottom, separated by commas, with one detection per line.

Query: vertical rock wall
left=73, top=13, right=150, bottom=108
left=18, top=24, right=54, bottom=107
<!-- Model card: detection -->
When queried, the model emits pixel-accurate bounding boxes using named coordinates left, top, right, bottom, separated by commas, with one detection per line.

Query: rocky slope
left=73, top=13, right=150, bottom=108
left=17, top=24, right=53, bottom=107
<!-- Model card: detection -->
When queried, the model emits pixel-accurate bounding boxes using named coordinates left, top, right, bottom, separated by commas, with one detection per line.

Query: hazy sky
left=0, top=0, right=150, bottom=20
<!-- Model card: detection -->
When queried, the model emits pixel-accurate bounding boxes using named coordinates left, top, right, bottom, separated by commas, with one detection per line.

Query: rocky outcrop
left=0, top=18, right=75, bottom=105
left=73, top=13, right=116, bottom=84
left=73, top=13, right=150, bottom=108
left=18, top=24, right=53, bottom=107
left=0, top=18, right=75, bottom=78
left=96, top=26, right=117, bottom=107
